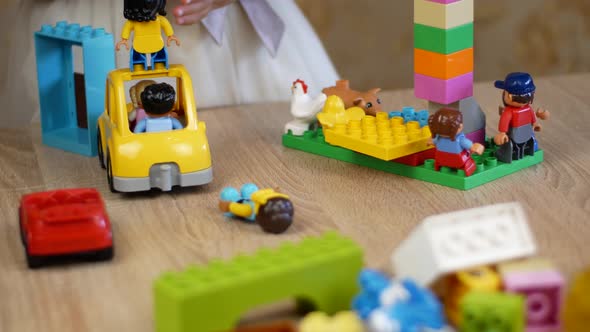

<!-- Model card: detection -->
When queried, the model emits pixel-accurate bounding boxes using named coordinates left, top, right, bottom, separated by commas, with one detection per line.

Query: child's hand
left=172, top=0, right=234, bottom=25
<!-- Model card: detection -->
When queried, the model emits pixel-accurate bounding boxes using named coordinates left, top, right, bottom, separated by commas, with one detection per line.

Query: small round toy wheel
left=97, top=130, right=105, bottom=169
left=18, top=206, right=25, bottom=246
left=106, top=155, right=118, bottom=193
left=94, top=247, right=114, bottom=261
left=26, top=250, right=43, bottom=269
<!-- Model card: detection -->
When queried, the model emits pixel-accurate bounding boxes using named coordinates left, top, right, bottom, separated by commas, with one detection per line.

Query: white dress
left=1, top=0, right=339, bottom=127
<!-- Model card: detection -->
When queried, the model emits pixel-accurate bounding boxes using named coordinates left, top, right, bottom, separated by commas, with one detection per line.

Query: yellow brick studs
left=324, top=112, right=432, bottom=161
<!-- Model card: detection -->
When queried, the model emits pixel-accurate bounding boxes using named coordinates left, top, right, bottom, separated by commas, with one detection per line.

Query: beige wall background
left=296, top=0, right=590, bottom=91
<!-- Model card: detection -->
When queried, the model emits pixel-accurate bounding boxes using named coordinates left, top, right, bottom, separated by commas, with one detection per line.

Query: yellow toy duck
left=317, top=95, right=365, bottom=129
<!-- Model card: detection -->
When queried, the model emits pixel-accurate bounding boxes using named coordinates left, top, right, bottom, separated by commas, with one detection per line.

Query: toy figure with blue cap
left=218, top=183, right=294, bottom=234
left=494, top=72, right=550, bottom=163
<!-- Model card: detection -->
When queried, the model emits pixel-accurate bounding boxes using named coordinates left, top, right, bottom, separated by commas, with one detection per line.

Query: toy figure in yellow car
left=219, top=184, right=294, bottom=234
left=116, top=0, right=180, bottom=71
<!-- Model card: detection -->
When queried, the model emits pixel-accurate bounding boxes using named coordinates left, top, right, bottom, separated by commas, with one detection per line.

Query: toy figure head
left=124, top=0, right=167, bottom=22
left=428, top=108, right=464, bottom=141
left=130, top=80, right=157, bottom=108
left=141, top=82, right=175, bottom=117
left=256, top=197, right=294, bottom=234
left=240, top=183, right=259, bottom=200
left=495, top=72, right=536, bottom=107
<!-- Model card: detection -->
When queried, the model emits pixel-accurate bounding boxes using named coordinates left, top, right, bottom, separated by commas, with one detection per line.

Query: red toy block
left=19, top=188, right=114, bottom=268
left=415, top=72, right=473, bottom=104
left=392, top=148, right=436, bottom=166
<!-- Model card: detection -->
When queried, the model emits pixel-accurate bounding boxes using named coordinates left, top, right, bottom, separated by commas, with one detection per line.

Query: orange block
left=414, top=48, right=473, bottom=80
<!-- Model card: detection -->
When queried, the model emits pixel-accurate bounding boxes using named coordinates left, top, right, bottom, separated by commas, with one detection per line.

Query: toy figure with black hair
left=134, top=82, right=183, bottom=133
left=219, top=183, right=294, bottom=234
left=494, top=72, right=550, bottom=163
left=428, top=108, right=485, bottom=177
left=116, top=0, right=181, bottom=71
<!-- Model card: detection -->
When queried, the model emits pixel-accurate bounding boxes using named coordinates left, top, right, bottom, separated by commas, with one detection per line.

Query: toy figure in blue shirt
left=428, top=108, right=484, bottom=177
left=134, top=82, right=183, bottom=133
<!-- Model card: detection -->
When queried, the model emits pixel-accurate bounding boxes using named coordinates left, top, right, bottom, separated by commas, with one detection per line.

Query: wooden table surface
left=1, top=74, right=589, bottom=332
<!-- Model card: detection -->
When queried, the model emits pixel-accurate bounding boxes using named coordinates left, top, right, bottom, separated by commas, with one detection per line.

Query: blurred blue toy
left=352, top=269, right=448, bottom=332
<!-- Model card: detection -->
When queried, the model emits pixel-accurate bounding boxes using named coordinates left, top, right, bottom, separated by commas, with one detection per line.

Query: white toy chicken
left=284, top=79, right=327, bottom=136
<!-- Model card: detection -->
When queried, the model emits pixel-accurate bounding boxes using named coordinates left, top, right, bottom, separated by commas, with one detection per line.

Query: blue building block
left=35, top=21, right=116, bottom=156
left=388, top=107, right=430, bottom=127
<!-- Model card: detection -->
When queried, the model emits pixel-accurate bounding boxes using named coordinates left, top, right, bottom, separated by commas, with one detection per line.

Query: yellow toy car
left=97, top=64, right=212, bottom=192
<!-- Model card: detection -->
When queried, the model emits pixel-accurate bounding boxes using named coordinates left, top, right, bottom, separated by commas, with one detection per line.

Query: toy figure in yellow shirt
left=219, top=183, right=294, bottom=234
left=116, top=0, right=180, bottom=71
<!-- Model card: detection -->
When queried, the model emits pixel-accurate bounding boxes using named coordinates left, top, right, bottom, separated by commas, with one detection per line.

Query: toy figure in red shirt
left=494, top=72, right=549, bottom=163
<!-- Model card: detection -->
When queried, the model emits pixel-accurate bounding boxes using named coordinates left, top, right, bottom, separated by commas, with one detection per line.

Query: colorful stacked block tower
left=414, top=0, right=485, bottom=144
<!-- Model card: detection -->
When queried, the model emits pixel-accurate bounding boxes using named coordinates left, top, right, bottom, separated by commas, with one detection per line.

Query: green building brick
left=282, top=129, right=544, bottom=190
left=414, top=22, right=474, bottom=54
left=461, top=292, right=525, bottom=332
left=154, top=232, right=364, bottom=332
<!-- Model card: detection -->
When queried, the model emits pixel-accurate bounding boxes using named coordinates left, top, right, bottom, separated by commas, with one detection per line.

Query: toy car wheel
left=18, top=206, right=25, bottom=245
left=97, top=130, right=105, bottom=169
left=25, top=249, right=44, bottom=269
left=94, top=246, right=114, bottom=261
left=106, top=155, right=118, bottom=193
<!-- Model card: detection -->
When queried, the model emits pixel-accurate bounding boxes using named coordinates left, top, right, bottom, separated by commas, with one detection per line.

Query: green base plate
left=282, top=129, right=544, bottom=190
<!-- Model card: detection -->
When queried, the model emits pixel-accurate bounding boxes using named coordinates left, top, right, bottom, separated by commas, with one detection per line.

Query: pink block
left=428, top=0, right=462, bottom=3
left=503, top=270, right=565, bottom=332
left=414, top=72, right=473, bottom=104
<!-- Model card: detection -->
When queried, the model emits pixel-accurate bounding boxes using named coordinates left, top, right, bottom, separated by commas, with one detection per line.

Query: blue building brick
left=35, top=21, right=115, bottom=156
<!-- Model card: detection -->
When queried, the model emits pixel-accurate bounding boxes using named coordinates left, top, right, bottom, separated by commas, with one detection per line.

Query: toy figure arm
left=495, top=110, right=512, bottom=145
left=228, top=202, right=254, bottom=218
left=530, top=107, right=542, bottom=131
left=134, top=119, right=147, bottom=133
left=160, top=16, right=175, bottom=37
left=459, top=136, right=473, bottom=151
left=121, top=20, right=133, bottom=40
left=536, top=108, right=550, bottom=120
left=160, top=16, right=181, bottom=47
left=171, top=118, right=183, bottom=130
left=116, top=20, right=133, bottom=51
left=431, top=136, right=439, bottom=146
left=470, top=143, right=485, bottom=155
left=498, top=109, right=512, bottom=133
